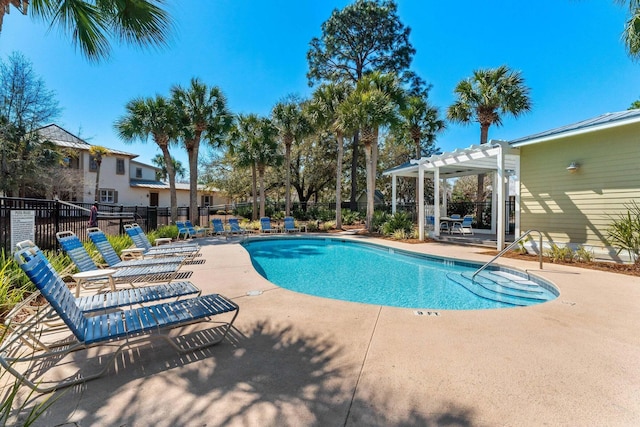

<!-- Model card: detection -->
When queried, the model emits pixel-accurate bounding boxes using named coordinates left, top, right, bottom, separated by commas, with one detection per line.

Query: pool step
left=447, top=271, right=551, bottom=306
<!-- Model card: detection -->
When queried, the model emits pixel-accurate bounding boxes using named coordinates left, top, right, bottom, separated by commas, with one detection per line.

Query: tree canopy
left=0, top=52, right=62, bottom=197
left=12, top=0, right=174, bottom=62
left=307, top=0, right=415, bottom=85
left=447, top=65, right=532, bottom=145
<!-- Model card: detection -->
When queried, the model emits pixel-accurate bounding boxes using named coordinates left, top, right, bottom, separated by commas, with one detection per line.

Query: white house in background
left=38, top=124, right=229, bottom=207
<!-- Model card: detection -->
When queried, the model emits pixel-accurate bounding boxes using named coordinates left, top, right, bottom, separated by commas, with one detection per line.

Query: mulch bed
left=328, top=226, right=640, bottom=277
left=479, top=250, right=640, bottom=277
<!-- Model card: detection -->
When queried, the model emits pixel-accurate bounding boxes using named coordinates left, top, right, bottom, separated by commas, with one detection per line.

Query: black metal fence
left=1, top=196, right=516, bottom=253
left=0, top=197, right=223, bottom=253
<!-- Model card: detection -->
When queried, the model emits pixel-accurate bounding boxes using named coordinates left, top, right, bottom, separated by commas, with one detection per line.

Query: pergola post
left=418, top=165, right=425, bottom=240
left=434, top=167, right=440, bottom=238
left=496, top=145, right=506, bottom=250
left=391, top=175, right=397, bottom=214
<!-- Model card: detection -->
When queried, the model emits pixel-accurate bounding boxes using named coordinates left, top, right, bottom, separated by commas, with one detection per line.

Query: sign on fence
left=11, top=210, right=35, bottom=252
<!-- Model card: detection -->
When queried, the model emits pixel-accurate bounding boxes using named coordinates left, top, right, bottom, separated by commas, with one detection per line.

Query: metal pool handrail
left=472, top=230, right=543, bottom=280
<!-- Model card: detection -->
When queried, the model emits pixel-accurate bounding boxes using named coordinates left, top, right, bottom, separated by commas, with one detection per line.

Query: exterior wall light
left=566, top=162, right=580, bottom=173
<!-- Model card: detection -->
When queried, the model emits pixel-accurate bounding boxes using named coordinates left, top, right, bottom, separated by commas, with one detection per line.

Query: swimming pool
left=242, top=237, right=558, bottom=310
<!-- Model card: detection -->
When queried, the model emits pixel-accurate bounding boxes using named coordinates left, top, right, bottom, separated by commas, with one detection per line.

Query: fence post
left=119, top=205, right=124, bottom=235
left=54, top=199, right=61, bottom=249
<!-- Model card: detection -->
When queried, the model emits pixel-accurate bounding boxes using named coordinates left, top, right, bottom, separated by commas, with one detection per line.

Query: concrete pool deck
left=14, top=234, right=640, bottom=426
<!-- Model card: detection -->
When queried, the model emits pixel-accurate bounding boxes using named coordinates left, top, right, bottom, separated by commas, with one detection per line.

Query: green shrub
left=391, top=229, right=408, bottom=240
left=306, top=221, right=319, bottom=232
left=342, top=209, right=362, bottom=225
left=292, top=208, right=309, bottom=221
left=234, top=205, right=253, bottom=219
left=607, top=201, right=640, bottom=264
left=321, top=221, right=336, bottom=231
left=0, top=248, right=72, bottom=322
left=381, top=212, right=414, bottom=236
left=544, top=244, right=574, bottom=263
left=574, top=246, right=594, bottom=263
left=150, top=225, right=178, bottom=240
left=371, top=211, right=390, bottom=233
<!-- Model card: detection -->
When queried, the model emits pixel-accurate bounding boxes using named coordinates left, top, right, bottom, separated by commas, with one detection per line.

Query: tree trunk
left=160, top=146, right=178, bottom=222
left=415, top=139, right=421, bottom=214
left=94, top=160, right=101, bottom=202
left=187, top=140, right=199, bottom=225
left=364, top=141, right=373, bottom=231
left=251, top=162, right=257, bottom=220
left=258, top=165, right=266, bottom=219
left=476, top=123, right=490, bottom=224
left=349, top=131, right=359, bottom=211
left=285, top=140, right=291, bottom=216
left=335, top=132, right=344, bottom=229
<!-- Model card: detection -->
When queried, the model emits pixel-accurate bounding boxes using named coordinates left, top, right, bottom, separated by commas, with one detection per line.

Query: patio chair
left=452, top=215, right=474, bottom=235
left=87, top=227, right=186, bottom=268
left=260, top=217, right=281, bottom=233
left=124, top=223, right=200, bottom=259
left=56, top=231, right=182, bottom=294
left=228, top=218, right=248, bottom=235
left=439, top=218, right=450, bottom=234
left=211, top=218, right=230, bottom=238
left=426, top=215, right=435, bottom=230
left=185, top=220, right=207, bottom=238
left=1, top=245, right=239, bottom=393
left=283, top=216, right=300, bottom=233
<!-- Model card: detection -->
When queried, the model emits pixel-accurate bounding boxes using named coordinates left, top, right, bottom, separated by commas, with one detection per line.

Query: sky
left=1, top=0, right=638, bottom=169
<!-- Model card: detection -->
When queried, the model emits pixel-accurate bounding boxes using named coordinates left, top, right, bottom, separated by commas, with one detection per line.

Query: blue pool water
left=242, top=237, right=558, bottom=310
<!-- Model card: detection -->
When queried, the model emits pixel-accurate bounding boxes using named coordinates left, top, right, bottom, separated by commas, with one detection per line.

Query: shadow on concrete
left=16, top=320, right=477, bottom=426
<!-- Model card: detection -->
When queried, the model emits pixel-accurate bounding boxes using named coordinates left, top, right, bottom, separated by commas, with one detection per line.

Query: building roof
left=37, top=124, right=137, bottom=157
left=509, top=110, right=640, bottom=147
left=383, top=140, right=518, bottom=179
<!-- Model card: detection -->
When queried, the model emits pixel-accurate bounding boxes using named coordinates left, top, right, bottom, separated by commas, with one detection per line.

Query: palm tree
left=229, top=114, right=260, bottom=220
left=151, top=154, right=185, bottom=181
left=309, top=81, right=352, bottom=229
left=253, top=117, right=282, bottom=218
left=88, top=145, right=109, bottom=202
left=447, top=65, right=531, bottom=218
left=114, top=95, right=181, bottom=221
left=339, top=72, right=404, bottom=231
left=399, top=94, right=445, bottom=211
left=619, top=0, right=640, bottom=57
left=229, top=114, right=282, bottom=219
left=172, top=78, right=233, bottom=225
left=271, top=98, right=309, bottom=216
left=7, top=0, right=173, bottom=61
left=448, top=65, right=531, bottom=145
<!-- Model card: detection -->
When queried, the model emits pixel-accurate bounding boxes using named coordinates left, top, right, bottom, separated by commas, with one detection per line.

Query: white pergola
left=384, top=140, right=520, bottom=250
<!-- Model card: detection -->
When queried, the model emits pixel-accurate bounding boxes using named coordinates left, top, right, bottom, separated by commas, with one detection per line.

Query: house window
left=135, top=167, right=142, bottom=178
left=63, top=156, right=80, bottom=169
left=116, top=158, right=125, bottom=175
left=201, top=195, right=212, bottom=207
left=89, top=157, right=98, bottom=171
left=99, top=189, right=118, bottom=203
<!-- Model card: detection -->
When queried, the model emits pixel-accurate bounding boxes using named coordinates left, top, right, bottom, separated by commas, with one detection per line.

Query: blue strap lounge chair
left=123, top=223, right=199, bottom=258
left=175, top=221, right=191, bottom=240
left=56, top=231, right=182, bottom=289
left=228, top=218, right=248, bottom=235
left=0, top=245, right=239, bottom=393
left=283, top=216, right=300, bottom=233
left=15, top=241, right=200, bottom=315
left=185, top=220, right=207, bottom=238
left=260, top=217, right=280, bottom=233
left=211, top=218, right=230, bottom=238
left=87, top=228, right=186, bottom=268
